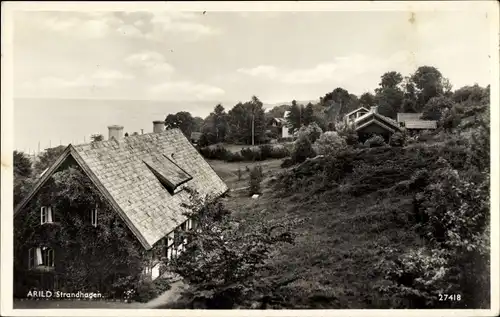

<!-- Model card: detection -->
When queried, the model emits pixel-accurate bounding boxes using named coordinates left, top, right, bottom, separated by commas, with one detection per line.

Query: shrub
left=249, top=165, right=263, bottom=195
left=389, top=132, right=406, bottom=147
left=313, top=131, right=347, bottom=156
left=421, top=96, right=454, bottom=121
left=167, top=191, right=296, bottom=309
left=198, top=145, right=231, bottom=161
left=280, top=158, right=294, bottom=168
left=133, top=278, right=172, bottom=303
left=291, top=135, right=316, bottom=164
left=364, top=135, right=385, bottom=148
left=296, top=122, right=323, bottom=144
left=336, top=122, right=359, bottom=146
left=240, top=147, right=262, bottom=161
left=269, top=144, right=291, bottom=159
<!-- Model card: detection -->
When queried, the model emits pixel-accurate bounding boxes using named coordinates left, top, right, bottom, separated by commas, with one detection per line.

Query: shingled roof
left=14, top=129, right=229, bottom=250
left=397, top=113, right=423, bottom=123
left=404, top=120, right=437, bottom=130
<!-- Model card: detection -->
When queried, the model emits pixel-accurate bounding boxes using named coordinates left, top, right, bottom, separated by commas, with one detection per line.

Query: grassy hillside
left=219, top=128, right=488, bottom=308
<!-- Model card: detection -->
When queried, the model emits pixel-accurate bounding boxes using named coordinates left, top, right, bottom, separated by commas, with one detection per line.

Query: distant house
left=268, top=111, right=293, bottom=139
left=14, top=122, right=228, bottom=295
left=190, top=132, right=202, bottom=144
left=345, top=106, right=403, bottom=142
left=396, top=112, right=437, bottom=134
left=343, top=107, right=370, bottom=125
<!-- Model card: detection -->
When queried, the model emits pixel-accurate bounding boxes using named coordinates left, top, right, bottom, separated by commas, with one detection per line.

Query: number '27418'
left=439, top=294, right=461, bottom=301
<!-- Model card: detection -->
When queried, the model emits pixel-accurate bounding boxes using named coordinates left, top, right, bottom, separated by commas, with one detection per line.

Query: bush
left=296, top=122, right=323, bottom=144
left=240, top=147, right=262, bottom=161
left=249, top=165, right=263, bottom=195
left=336, top=122, right=359, bottom=146
left=291, top=135, right=316, bottom=164
left=313, top=131, right=347, bottom=156
left=389, top=132, right=406, bottom=147
left=421, top=96, right=454, bottom=121
left=198, top=145, right=231, bottom=161
left=133, top=278, right=172, bottom=303
left=364, top=135, right=385, bottom=148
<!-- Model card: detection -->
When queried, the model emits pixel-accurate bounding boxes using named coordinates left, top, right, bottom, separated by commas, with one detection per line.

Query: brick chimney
left=153, top=120, right=165, bottom=133
left=370, top=106, right=379, bottom=114
left=108, top=125, right=124, bottom=140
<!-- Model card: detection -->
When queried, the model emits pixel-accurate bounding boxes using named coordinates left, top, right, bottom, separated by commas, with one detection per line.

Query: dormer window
left=40, top=206, right=53, bottom=225
left=143, top=154, right=192, bottom=195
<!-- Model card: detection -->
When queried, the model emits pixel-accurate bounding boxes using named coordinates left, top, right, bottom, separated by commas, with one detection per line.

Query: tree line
left=163, top=65, right=489, bottom=147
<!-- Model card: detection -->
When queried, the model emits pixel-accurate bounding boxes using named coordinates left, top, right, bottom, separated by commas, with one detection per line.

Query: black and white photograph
left=1, top=1, right=499, bottom=316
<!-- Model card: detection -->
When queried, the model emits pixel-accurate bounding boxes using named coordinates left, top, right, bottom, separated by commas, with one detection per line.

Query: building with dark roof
left=14, top=121, right=228, bottom=294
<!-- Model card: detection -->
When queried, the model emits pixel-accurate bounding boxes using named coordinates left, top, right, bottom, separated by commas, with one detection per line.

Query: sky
left=9, top=4, right=494, bottom=152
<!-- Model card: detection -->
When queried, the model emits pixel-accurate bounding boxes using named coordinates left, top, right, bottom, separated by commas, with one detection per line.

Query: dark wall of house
left=13, top=161, right=153, bottom=299
left=357, top=123, right=393, bottom=143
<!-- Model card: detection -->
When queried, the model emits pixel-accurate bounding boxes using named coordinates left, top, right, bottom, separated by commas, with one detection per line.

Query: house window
left=40, top=206, right=54, bottom=225
left=28, top=247, right=54, bottom=268
left=90, top=206, right=98, bottom=227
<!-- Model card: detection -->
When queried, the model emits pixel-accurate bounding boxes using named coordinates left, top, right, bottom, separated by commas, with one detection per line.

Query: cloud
left=148, top=81, right=225, bottom=100
left=237, top=52, right=413, bottom=85
left=124, top=51, right=175, bottom=75
left=21, top=11, right=217, bottom=42
left=22, top=69, right=134, bottom=90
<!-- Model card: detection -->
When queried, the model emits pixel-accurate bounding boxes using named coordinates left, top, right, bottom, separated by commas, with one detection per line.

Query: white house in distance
left=282, top=111, right=292, bottom=138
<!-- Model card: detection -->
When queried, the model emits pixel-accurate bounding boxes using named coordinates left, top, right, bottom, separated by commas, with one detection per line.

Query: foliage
left=313, top=131, right=347, bottom=156
left=359, top=92, right=376, bottom=108
left=14, top=166, right=151, bottom=299
left=167, top=191, right=296, bottom=309
left=421, top=96, right=454, bottom=121
left=165, top=111, right=195, bottom=138
left=336, top=122, right=359, bottom=146
left=227, top=96, right=266, bottom=145
left=249, top=165, right=263, bottom=195
left=14, top=150, right=33, bottom=179
left=303, top=103, right=315, bottom=126
left=286, top=100, right=305, bottom=134
left=389, top=131, right=406, bottom=147
left=133, top=278, right=172, bottom=303
left=90, top=134, right=104, bottom=142
left=374, top=71, right=404, bottom=118
left=202, top=104, right=229, bottom=144
left=296, top=122, right=323, bottom=144
left=14, top=150, right=35, bottom=205
left=198, top=144, right=290, bottom=162
left=411, top=66, right=446, bottom=109
left=291, top=134, right=316, bottom=164
left=364, top=135, right=386, bottom=148
left=33, top=145, right=66, bottom=176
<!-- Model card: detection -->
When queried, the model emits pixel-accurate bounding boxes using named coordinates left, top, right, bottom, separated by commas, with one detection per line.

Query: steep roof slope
left=15, top=129, right=228, bottom=249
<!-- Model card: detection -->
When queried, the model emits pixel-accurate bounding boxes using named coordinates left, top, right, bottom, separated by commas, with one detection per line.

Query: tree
left=213, top=104, right=228, bottom=143
left=400, top=76, right=418, bottom=113
left=291, top=133, right=316, bottom=164
left=321, top=87, right=351, bottom=120
left=14, top=151, right=33, bottom=205
left=411, top=66, right=446, bottom=110
left=359, top=92, right=376, bottom=108
left=167, top=189, right=295, bottom=308
left=421, top=96, right=454, bottom=121
left=227, top=98, right=266, bottom=145
left=165, top=111, right=195, bottom=138
left=14, top=151, right=32, bottom=179
left=33, top=145, right=66, bottom=176
left=286, top=101, right=304, bottom=134
left=313, top=131, right=347, bottom=156
left=303, top=103, right=315, bottom=126
left=375, top=71, right=405, bottom=119
left=193, top=117, right=204, bottom=133
left=90, top=134, right=104, bottom=142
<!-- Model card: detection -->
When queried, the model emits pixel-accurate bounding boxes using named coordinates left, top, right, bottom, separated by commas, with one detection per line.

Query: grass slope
left=218, top=144, right=470, bottom=308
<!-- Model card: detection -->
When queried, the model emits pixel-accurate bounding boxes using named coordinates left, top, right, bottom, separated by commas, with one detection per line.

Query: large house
left=14, top=121, right=228, bottom=296
left=344, top=106, right=404, bottom=142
